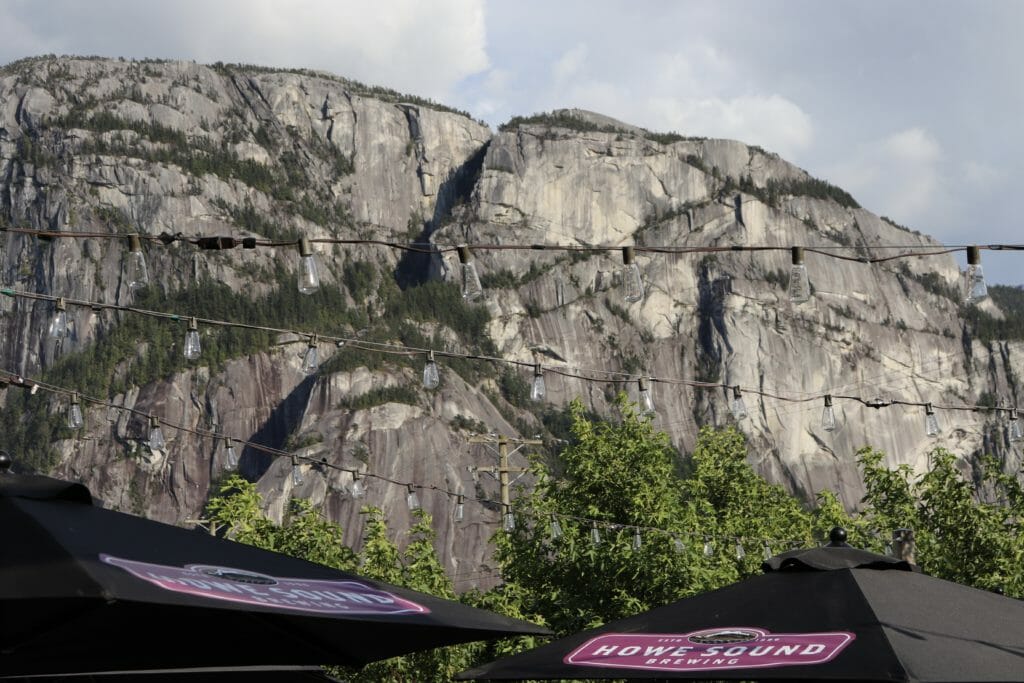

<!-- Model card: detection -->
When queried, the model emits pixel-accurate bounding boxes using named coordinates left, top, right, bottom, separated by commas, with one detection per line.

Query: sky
left=1, top=0, right=1021, bottom=284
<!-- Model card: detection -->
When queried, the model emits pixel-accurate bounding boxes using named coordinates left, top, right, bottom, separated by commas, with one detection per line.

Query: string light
left=549, top=514, right=563, bottom=540
left=291, top=456, right=304, bottom=486
left=621, top=246, right=644, bottom=303
left=223, top=437, right=239, bottom=471
left=925, top=403, right=940, bottom=438
left=125, top=234, right=149, bottom=292
left=590, top=521, right=601, bottom=546
left=735, top=539, right=746, bottom=560
left=48, top=297, right=68, bottom=339
left=302, top=335, right=319, bottom=374
left=350, top=472, right=367, bottom=499
left=632, top=528, right=643, bottom=550
left=422, top=350, right=440, bottom=390
left=964, top=245, right=988, bottom=304
left=503, top=505, right=516, bottom=532
left=184, top=317, right=201, bottom=361
left=148, top=415, right=165, bottom=452
left=297, top=237, right=320, bottom=295
left=457, top=244, right=483, bottom=301
left=530, top=364, right=546, bottom=402
left=821, top=395, right=836, bottom=432
left=454, top=494, right=465, bottom=523
left=788, top=246, right=811, bottom=303
left=637, top=377, right=655, bottom=417
left=763, top=541, right=772, bottom=561
left=703, top=538, right=714, bottom=557
left=67, top=392, right=84, bottom=429
left=673, top=536, right=685, bottom=553
left=1010, top=409, right=1023, bottom=443
left=406, top=484, right=421, bottom=511
left=730, top=386, right=748, bottom=421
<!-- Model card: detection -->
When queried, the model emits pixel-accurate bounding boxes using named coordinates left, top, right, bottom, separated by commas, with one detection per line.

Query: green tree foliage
left=203, top=476, right=545, bottom=682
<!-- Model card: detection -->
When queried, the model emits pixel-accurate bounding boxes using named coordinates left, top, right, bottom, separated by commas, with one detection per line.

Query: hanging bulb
left=884, top=541, right=894, bottom=557
left=673, top=536, right=685, bottom=553
left=291, top=457, right=304, bottom=486
left=730, top=386, right=748, bottom=420
left=350, top=472, right=366, bottom=499
left=621, top=245, right=644, bottom=303
left=457, top=245, right=483, bottom=301
left=223, top=437, right=239, bottom=472
left=184, top=317, right=201, bottom=360
left=530, top=364, right=546, bottom=402
left=925, top=403, right=940, bottom=438
left=590, top=522, right=602, bottom=546
left=454, top=495, right=465, bottom=523
left=302, top=335, right=319, bottom=374
left=637, top=377, right=655, bottom=417
left=126, top=234, right=149, bottom=291
left=964, top=245, right=988, bottom=304
left=422, top=350, right=440, bottom=389
left=297, top=237, right=320, bottom=295
left=554, top=273, right=566, bottom=307
left=703, top=538, right=714, bottom=557
left=735, top=539, right=746, bottom=560
left=1009, top=409, right=1023, bottom=442
left=67, top=392, right=84, bottom=429
left=632, top=528, right=642, bottom=551
left=49, top=297, right=68, bottom=339
left=148, top=415, right=165, bottom=451
left=821, top=395, right=836, bottom=432
left=763, top=541, right=772, bottom=561
left=788, top=246, right=811, bottom=303
left=503, top=506, right=516, bottom=532
left=550, top=514, right=563, bottom=540
left=406, top=484, right=421, bottom=511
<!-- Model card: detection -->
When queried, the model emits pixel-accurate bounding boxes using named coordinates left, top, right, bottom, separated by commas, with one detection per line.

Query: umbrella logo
left=100, top=554, right=430, bottom=616
left=565, top=628, right=855, bottom=673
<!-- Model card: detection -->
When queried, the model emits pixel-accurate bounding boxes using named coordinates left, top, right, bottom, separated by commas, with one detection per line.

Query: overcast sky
left=1, top=0, right=1020, bottom=284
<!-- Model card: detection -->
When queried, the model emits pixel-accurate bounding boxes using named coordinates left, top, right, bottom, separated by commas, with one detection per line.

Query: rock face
left=0, top=57, right=1020, bottom=588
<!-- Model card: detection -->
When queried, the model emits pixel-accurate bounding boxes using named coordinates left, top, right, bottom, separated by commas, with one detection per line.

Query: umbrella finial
left=827, top=527, right=851, bottom=547
left=0, top=450, right=11, bottom=473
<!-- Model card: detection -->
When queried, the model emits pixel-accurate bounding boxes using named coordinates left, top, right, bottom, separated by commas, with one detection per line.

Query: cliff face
left=1, top=57, right=1019, bottom=587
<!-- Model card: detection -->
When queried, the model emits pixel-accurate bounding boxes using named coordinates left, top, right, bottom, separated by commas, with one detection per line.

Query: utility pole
left=467, top=434, right=543, bottom=508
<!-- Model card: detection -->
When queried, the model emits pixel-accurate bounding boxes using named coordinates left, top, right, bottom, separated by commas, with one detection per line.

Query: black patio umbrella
left=458, top=529, right=1024, bottom=681
left=0, top=468, right=549, bottom=677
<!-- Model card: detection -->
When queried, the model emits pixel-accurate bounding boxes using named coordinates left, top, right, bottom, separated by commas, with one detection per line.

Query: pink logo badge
left=101, top=554, right=429, bottom=616
left=565, top=628, right=854, bottom=672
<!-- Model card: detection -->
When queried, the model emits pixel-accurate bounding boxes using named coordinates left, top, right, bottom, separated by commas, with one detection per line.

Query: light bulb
left=223, top=438, right=239, bottom=471
left=297, top=237, right=320, bottom=295
left=1010, top=409, right=1023, bottom=442
left=457, top=245, right=483, bottom=301
left=503, top=507, right=516, bottom=532
left=291, top=457, right=304, bottom=486
left=590, top=522, right=601, bottom=546
left=530, top=364, right=546, bottom=402
left=703, top=538, right=714, bottom=557
left=126, top=234, right=149, bottom=291
left=554, top=273, right=566, bottom=307
left=406, top=485, right=421, bottom=511
left=735, top=540, right=746, bottom=560
left=550, top=515, right=563, bottom=540
left=763, top=542, right=772, bottom=561
left=49, top=298, right=68, bottom=339
left=302, top=336, right=319, bottom=374
left=637, top=377, right=655, bottom=417
left=632, top=528, right=642, bottom=551
left=621, top=245, right=644, bottom=303
left=885, top=542, right=894, bottom=557
left=148, top=415, right=165, bottom=451
left=184, top=317, right=201, bottom=360
left=422, top=350, right=440, bottom=389
left=350, top=473, right=366, bottom=499
left=964, top=245, right=988, bottom=304
left=67, top=392, right=84, bottom=429
left=925, top=403, right=939, bottom=438
left=454, top=495, right=465, bottom=523
left=730, top=386, right=748, bottom=421
left=673, top=537, right=685, bottom=553
left=788, top=246, right=811, bottom=303
left=821, top=395, right=836, bottom=432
